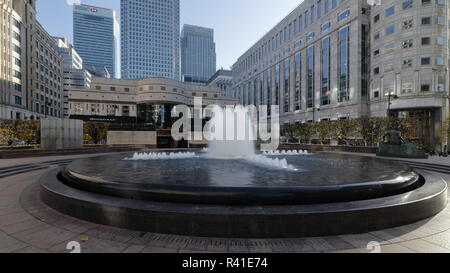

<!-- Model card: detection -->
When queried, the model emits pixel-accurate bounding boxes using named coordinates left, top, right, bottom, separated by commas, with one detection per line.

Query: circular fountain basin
left=40, top=151, right=447, bottom=238
left=59, top=152, right=421, bottom=205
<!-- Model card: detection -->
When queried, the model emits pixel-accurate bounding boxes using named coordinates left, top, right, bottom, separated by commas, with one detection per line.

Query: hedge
left=280, top=117, right=430, bottom=147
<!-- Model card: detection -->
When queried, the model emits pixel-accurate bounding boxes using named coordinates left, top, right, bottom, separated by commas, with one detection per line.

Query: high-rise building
left=54, top=37, right=92, bottom=118
left=233, top=0, right=449, bottom=150
left=121, top=0, right=180, bottom=80
left=73, top=4, right=120, bottom=78
left=181, top=24, right=216, bottom=84
left=1, top=0, right=64, bottom=120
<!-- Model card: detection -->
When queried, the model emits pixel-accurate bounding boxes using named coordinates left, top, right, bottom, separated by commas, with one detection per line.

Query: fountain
left=39, top=105, right=448, bottom=238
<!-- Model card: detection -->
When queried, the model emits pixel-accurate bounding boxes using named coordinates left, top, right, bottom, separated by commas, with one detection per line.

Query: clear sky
left=37, top=0, right=303, bottom=70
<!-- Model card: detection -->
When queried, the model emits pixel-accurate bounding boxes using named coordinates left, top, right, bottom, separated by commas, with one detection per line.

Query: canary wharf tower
left=121, top=0, right=180, bottom=80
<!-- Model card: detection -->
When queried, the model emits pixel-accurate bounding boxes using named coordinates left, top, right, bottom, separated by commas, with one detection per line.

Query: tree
left=334, top=119, right=358, bottom=145
left=357, top=117, right=386, bottom=146
left=83, top=122, right=109, bottom=144
left=312, top=120, right=333, bottom=144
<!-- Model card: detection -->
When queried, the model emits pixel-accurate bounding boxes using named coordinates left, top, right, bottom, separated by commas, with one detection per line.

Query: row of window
left=235, top=0, right=347, bottom=76
left=235, top=26, right=351, bottom=113
left=374, top=0, right=445, bottom=24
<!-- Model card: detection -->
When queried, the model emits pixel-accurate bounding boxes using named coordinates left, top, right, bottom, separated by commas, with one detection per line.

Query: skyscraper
left=181, top=24, right=216, bottom=84
left=73, top=4, right=120, bottom=78
left=121, top=0, right=180, bottom=80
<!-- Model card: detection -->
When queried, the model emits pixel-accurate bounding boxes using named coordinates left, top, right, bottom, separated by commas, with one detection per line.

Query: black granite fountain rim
left=40, top=167, right=448, bottom=238
left=60, top=166, right=422, bottom=206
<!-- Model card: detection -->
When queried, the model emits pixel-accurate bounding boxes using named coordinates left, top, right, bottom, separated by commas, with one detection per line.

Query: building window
left=422, top=17, right=431, bottom=25
left=403, top=0, right=413, bottom=9
left=294, top=53, right=302, bottom=111
left=402, top=19, right=413, bottom=30
left=338, top=10, right=350, bottom=22
left=373, top=49, right=380, bottom=57
left=384, top=43, right=396, bottom=52
left=403, top=59, right=413, bottom=68
left=385, top=6, right=395, bottom=16
left=110, top=87, right=116, bottom=91
left=338, top=26, right=350, bottom=103
left=421, top=37, right=431, bottom=45
left=275, top=64, right=280, bottom=106
left=374, top=67, right=380, bottom=75
left=385, top=25, right=395, bottom=35
left=401, top=83, right=413, bottom=94
left=321, top=37, right=331, bottom=106
left=14, top=96, right=22, bottom=105
left=283, top=59, right=290, bottom=113
left=267, top=69, right=272, bottom=116
left=95, top=86, right=101, bottom=90
left=421, top=57, right=431, bottom=65
left=306, top=46, right=315, bottom=108
left=402, top=39, right=414, bottom=48
left=421, top=84, right=430, bottom=92
left=374, top=14, right=380, bottom=23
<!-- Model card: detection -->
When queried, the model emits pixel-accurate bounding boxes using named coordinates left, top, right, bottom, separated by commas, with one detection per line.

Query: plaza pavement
left=1, top=152, right=450, bottom=253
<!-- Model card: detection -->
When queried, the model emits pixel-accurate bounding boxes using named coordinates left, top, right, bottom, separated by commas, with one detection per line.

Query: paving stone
left=339, top=233, right=387, bottom=249
left=12, top=246, right=50, bottom=253
left=400, top=239, right=450, bottom=253
left=0, top=218, right=48, bottom=235
left=141, top=246, right=178, bottom=253
left=379, top=244, right=416, bottom=253
left=17, top=226, right=76, bottom=250
left=0, top=232, right=29, bottom=253
left=121, top=244, right=146, bottom=253
left=304, top=237, right=336, bottom=251
left=0, top=212, right=35, bottom=228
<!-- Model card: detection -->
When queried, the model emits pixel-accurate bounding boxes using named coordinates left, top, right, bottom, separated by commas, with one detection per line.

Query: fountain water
left=125, top=152, right=198, bottom=161
left=206, top=105, right=297, bottom=171
left=207, top=105, right=256, bottom=159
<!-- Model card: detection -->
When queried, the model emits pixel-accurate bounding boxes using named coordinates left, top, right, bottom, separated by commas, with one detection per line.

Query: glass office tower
left=181, top=24, right=216, bottom=84
left=121, top=0, right=180, bottom=80
left=73, top=4, right=120, bottom=78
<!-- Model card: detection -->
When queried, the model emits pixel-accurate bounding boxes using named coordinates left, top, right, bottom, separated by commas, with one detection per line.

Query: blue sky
left=37, top=0, right=302, bottom=70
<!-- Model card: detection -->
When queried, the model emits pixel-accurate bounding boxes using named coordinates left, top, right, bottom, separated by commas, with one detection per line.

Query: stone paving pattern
left=1, top=153, right=450, bottom=253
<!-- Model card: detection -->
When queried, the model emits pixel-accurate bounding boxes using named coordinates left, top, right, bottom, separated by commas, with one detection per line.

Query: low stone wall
left=278, top=144, right=379, bottom=154
left=107, top=131, right=157, bottom=146
left=0, top=146, right=144, bottom=159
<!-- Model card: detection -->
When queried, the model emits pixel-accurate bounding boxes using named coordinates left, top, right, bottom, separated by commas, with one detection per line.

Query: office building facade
left=233, top=0, right=449, bottom=150
left=121, top=0, right=180, bottom=80
left=54, top=37, right=92, bottom=118
left=73, top=4, right=120, bottom=78
left=1, top=0, right=64, bottom=120
left=207, top=69, right=233, bottom=98
left=181, top=24, right=216, bottom=84
left=68, top=77, right=236, bottom=125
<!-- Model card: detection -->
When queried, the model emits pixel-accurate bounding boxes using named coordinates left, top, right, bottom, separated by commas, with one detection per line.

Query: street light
left=387, top=93, right=399, bottom=118
left=312, top=107, right=321, bottom=123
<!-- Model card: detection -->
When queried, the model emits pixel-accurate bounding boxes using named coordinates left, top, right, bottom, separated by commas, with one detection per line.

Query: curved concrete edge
left=40, top=168, right=448, bottom=238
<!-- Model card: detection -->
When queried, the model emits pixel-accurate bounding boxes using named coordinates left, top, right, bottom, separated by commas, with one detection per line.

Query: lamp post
left=312, top=107, right=321, bottom=123
left=387, top=93, right=399, bottom=118
left=387, top=93, right=399, bottom=129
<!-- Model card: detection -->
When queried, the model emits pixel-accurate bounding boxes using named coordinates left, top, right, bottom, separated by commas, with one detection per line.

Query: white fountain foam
left=263, top=150, right=311, bottom=156
left=245, top=154, right=298, bottom=171
left=124, top=152, right=198, bottom=161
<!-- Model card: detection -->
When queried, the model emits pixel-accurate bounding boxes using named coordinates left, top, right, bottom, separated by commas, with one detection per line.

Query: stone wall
left=40, top=119, right=83, bottom=150
left=107, top=131, right=157, bottom=146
